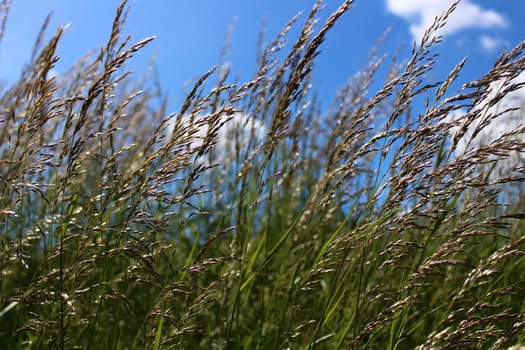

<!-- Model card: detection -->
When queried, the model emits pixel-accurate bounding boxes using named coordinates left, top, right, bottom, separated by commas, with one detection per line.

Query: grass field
left=1, top=0, right=524, bottom=348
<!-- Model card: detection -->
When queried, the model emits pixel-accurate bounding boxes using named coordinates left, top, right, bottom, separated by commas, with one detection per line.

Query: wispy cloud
left=448, top=71, right=525, bottom=175
left=165, top=112, right=266, bottom=164
left=479, top=35, right=507, bottom=52
left=386, top=0, right=508, bottom=42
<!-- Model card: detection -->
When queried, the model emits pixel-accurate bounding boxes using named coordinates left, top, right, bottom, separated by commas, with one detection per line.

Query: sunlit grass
left=0, top=0, right=524, bottom=349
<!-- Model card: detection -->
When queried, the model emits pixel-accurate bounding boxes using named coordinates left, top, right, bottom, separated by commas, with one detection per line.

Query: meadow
left=1, top=0, right=524, bottom=348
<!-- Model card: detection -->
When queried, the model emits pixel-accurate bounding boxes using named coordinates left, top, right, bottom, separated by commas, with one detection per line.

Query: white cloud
left=448, top=71, right=525, bottom=175
left=386, top=0, right=508, bottom=42
left=479, top=35, right=506, bottom=52
left=165, top=112, right=266, bottom=163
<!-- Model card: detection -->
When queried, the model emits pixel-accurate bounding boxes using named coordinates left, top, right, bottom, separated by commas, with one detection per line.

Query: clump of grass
left=0, top=0, right=524, bottom=348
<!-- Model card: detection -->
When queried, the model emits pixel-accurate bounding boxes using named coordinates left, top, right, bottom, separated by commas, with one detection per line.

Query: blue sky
left=0, top=0, right=523, bottom=111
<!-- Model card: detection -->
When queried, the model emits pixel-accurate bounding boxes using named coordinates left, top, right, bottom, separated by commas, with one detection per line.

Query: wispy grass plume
left=0, top=0, right=524, bottom=349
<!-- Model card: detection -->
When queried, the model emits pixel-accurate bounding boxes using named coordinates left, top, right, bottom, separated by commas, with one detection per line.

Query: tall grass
left=1, top=0, right=524, bottom=348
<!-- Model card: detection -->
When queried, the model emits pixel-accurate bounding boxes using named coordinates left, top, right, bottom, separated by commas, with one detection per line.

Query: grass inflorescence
left=0, top=0, right=524, bottom=348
